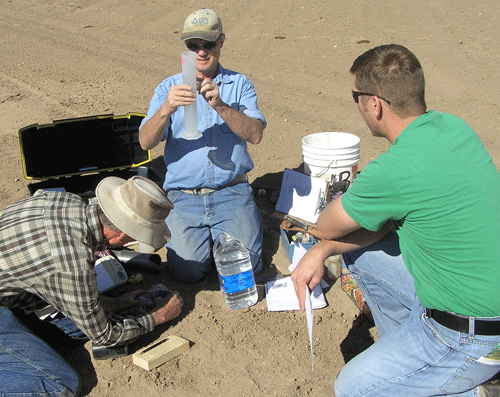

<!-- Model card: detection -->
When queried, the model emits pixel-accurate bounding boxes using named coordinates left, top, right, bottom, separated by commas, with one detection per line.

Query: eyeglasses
left=352, top=90, right=391, bottom=105
left=185, top=41, right=218, bottom=52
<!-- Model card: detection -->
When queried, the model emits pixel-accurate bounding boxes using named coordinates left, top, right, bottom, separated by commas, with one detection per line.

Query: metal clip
left=469, top=316, right=475, bottom=337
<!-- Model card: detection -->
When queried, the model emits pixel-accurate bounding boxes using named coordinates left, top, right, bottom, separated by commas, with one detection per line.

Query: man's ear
left=102, top=221, right=132, bottom=248
left=371, top=97, right=383, bottom=120
left=107, top=232, right=131, bottom=247
left=376, top=105, right=383, bottom=121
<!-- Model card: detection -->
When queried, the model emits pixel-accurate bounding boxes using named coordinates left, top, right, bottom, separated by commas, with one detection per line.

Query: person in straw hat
left=139, top=9, right=266, bottom=282
left=0, top=176, right=182, bottom=396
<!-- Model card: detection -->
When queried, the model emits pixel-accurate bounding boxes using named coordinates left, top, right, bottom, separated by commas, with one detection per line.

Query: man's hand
left=139, top=84, right=196, bottom=150
left=165, top=84, right=197, bottom=112
left=291, top=222, right=395, bottom=311
left=198, top=79, right=222, bottom=108
left=151, top=292, right=183, bottom=326
left=291, top=242, right=331, bottom=312
left=197, top=78, right=264, bottom=144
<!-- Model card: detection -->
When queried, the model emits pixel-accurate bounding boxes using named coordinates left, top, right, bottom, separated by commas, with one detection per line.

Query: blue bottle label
left=219, top=270, right=255, bottom=294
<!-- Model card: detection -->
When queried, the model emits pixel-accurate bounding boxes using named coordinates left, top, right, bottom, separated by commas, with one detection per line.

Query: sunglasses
left=352, top=90, right=391, bottom=105
left=185, top=41, right=218, bottom=52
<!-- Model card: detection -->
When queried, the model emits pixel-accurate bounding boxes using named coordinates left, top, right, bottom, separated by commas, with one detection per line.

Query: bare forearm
left=197, top=78, right=264, bottom=144
left=325, top=222, right=393, bottom=254
left=139, top=107, right=172, bottom=150
left=302, top=223, right=393, bottom=266
left=140, top=84, right=196, bottom=150
left=213, top=103, right=264, bottom=144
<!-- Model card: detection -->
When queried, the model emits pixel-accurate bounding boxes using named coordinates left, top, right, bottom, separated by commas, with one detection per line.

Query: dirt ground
left=1, top=0, right=499, bottom=396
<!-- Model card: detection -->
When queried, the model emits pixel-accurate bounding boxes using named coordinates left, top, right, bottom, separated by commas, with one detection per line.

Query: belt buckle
left=469, top=316, right=475, bottom=337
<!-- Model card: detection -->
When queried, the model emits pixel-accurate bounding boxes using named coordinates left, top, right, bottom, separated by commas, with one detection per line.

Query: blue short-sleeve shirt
left=141, top=64, right=266, bottom=191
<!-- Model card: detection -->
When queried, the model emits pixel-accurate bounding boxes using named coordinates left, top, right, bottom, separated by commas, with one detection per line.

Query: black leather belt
left=426, top=308, right=500, bottom=336
left=179, top=174, right=248, bottom=196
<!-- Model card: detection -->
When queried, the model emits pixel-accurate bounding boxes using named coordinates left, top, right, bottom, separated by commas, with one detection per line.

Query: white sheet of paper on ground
left=275, top=168, right=328, bottom=224
left=265, top=276, right=327, bottom=311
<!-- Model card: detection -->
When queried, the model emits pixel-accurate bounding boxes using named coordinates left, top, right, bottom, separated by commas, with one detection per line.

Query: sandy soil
left=1, top=0, right=499, bottom=396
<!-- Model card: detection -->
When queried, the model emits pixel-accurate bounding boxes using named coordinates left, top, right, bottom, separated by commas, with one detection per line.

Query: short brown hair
left=350, top=44, right=427, bottom=118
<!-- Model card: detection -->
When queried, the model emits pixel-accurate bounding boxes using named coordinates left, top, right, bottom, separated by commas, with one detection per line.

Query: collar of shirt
left=86, top=203, right=106, bottom=251
left=161, top=64, right=257, bottom=191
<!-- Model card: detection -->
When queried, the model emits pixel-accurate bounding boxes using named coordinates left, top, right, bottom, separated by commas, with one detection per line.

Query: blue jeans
left=335, top=232, right=500, bottom=397
left=166, top=182, right=263, bottom=282
left=0, top=308, right=81, bottom=396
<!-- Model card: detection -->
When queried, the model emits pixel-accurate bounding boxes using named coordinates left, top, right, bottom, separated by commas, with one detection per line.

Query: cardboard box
left=280, top=227, right=317, bottom=264
left=18, top=113, right=162, bottom=196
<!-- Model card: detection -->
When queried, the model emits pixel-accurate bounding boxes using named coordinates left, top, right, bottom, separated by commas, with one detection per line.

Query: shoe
left=479, top=376, right=500, bottom=397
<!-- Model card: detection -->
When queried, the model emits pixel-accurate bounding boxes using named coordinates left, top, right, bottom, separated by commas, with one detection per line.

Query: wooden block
left=132, top=335, right=190, bottom=370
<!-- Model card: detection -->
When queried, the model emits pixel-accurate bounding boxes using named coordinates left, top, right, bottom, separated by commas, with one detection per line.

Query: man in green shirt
left=292, top=44, right=500, bottom=396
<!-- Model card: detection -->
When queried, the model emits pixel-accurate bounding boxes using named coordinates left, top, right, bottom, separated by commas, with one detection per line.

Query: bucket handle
left=313, top=159, right=337, bottom=178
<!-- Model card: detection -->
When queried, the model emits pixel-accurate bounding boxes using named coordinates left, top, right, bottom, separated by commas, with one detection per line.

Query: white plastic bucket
left=302, top=132, right=360, bottom=183
left=302, top=145, right=359, bottom=159
left=302, top=153, right=360, bottom=167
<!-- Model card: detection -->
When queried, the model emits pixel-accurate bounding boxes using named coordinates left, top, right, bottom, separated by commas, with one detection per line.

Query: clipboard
left=275, top=168, right=328, bottom=224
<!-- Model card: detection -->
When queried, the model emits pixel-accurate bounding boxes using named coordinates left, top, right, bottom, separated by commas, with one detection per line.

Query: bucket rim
left=303, top=153, right=360, bottom=162
left=303, top=158, right=360, bottom=167
left=302, top=145, right=360, bottom=156
left=302, top=132, right=360, bottom=150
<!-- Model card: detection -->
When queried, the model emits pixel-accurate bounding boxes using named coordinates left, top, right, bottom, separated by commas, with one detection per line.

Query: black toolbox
left=19, top=113, right=162, bottom=198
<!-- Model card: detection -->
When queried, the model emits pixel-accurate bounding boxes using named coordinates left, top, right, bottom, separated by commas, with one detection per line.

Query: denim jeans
left=335, top=232, right=500, bottom=397
left=166, top=182, right=263, bottom=282
left=0, top=308, right=81, bottom=396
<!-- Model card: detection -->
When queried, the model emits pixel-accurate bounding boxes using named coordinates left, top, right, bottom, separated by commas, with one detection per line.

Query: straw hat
left=95, top=176, right=173, bottom=250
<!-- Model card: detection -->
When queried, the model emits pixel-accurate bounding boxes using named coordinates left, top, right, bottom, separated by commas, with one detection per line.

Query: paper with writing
left=265, top=276, right=327, bottom=311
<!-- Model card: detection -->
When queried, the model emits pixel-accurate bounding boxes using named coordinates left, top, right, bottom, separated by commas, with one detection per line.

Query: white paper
left=265, top=276, right=327, bottom=311
left=288, top=243, right=308, bottom=272
left=478, top=356, right=500, bottom=365
left=275, top=168, right=328, bottom=224
left=478, top=344, right=500, bottom=365
left=305, top=286, right=315, bottom=371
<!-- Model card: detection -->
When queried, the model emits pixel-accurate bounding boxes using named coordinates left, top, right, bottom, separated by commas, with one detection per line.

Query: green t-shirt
left=341, top=110, right=500, bottom=317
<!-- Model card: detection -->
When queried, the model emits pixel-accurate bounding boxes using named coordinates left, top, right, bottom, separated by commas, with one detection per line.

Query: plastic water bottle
left=213, top=232, right=258, bottom=310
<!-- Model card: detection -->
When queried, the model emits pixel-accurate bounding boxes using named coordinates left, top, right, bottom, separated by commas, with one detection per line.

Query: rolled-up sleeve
left=35, top=271, right=155, bottom=347
left=239, top=77, right=267, bottom=127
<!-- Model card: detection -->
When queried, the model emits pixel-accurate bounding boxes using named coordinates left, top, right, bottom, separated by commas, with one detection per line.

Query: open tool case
left=19, top=113, right=167, bottom=361
left=19, top=113, right=162, bottom=197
